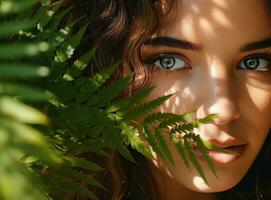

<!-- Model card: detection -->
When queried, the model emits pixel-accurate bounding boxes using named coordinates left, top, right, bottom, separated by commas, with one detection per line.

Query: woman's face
left=140, top=0, right=271, bottom=195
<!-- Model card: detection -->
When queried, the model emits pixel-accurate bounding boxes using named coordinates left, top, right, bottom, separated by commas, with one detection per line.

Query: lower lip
left=194, top=145, right=247, bottom=164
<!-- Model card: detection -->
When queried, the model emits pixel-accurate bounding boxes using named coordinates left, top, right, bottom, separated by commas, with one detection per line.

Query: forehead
left=156, top=0, right=271, bottom=51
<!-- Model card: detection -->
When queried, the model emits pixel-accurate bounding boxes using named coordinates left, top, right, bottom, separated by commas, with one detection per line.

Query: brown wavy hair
left=61, top=0, right=271, bottom=199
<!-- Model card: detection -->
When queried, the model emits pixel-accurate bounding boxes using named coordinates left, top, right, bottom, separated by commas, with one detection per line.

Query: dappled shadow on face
left=140, top=0, right=271, bottom=193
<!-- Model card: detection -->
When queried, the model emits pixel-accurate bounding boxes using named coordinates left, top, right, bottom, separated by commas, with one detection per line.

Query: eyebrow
left=144, top=37, right=202, bottom=51
left=240, top=38, right=271, bottom=52
left=144, top=36, right=271, bottom=52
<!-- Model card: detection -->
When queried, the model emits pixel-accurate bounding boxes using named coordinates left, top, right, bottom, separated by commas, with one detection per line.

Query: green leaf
left=174, top=142, right=191, bottom=170
left=78, top=64, right=118, bottom=98
left=0, top=42, right=49, bottom=58
left=0, top=20, right=36, bottom=38
left=115, top=86, right=155, bottom=111
left=195, top=113, right=219, bottom=126
left=0, top=64, right=49, bottom=78
left=127, top=94, right=174, bottom=120
left=55, top=24, right=88, bottom=63
left=193, top=134, right=217, bottom=177
left=87, top=73, right=133, bottom=107
left=119, top=121, right=153, bottom=160
left=0, top=83, right=48, bottom=102
left=64, top=157, right=103, bottom=172
left=0, top=97, right=48, bottom=124
left=74, top=46, right=97, bottom=71
left=0, top=0, right=37, bottom=15
left=155, top=129, right=174, bottom=165
left=143, top=112, right=176, bottom=125
left=200, top=136, right=237, bottom=155
left=142, top=124, right=164, bottom=159
left=45, top=175, right=99, bottom=200
left=184, top=136, right=208, bottom=184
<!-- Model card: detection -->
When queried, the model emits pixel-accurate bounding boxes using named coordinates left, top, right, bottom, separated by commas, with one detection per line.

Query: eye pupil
left=159, top=56, right=175, bottom=69
left=244, top=58, right=259, bottom=69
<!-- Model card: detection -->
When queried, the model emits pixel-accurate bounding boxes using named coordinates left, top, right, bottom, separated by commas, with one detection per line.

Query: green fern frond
left=74, top=46, right=97, bottom=71
left=55, top=24, right=88, bottom=63
left=174, top=142, right=191, bottom=170
left=192, top=134, right=217, bottom=177
left=0, top=42, right=49, bottom=58
left=0, top=0, right=37, bottom=15
left=55, top=168, right=106, bottom=190
left=115, top=86, right=155, bottom=111
left=0, top=82, right=48, bottom=102
left=155, top=128, right=174, bottom=165
left=75, top=64, right=118, bottom=103
left=63, top=157, right=103, bottom=172
left=142, top=124, right=164, bottom=159
left=0, top=64, right=49, bottom=78
left=126, top=94, right=173, bottom=120
left=119, top=121, right=153, bottom=160
left=0, top=20, right=36, bottom=38
left=157, top=114, right=187, bottom=129
left=88, top=73, right=133, bottom=107
left=184, top=135, right=208, bottom=184
left=45, top=175, right=99, bottom=200
left=169, top=133, right=191, bottom=169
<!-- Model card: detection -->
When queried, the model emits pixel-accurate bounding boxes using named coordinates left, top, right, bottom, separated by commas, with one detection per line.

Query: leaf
left=55, top=24, right=88, bottom=63
left=0, top=83, right=48, bottom=102
left=195, top=113, right=219, bottom=126
left=119, top=121, right=153, bottom=160
left=74, top=46, right=97, bottom=71
left=0, top=42, right=49, bottom=58
left=157, top=114, right=187, bottom=129
left=78, top=64, right=118, bottom=98
left=155, top=129, right=174, bottom=165
left=0, top=64, right=49, bottom=78
left=200, top=136, right=237, bottom=155
left=0, top=0, right=37, bottom=15
left=37, top=0, right=64, bottom=32
left=126, top=94, right=174, bottom=120
left=87, top=73, right=133, bottom=107
left=0, top=118, right=60, bottom=165
left=0, top=20, right=36, bottom=38
left=142, top=124, right=164, bottom=159
left=55, top=168, right=106, bottom=190
left=184, top=136, right=208, bottom=184
left=109, top=130, right=135, bottom=163
left=193, top=134, right=217, bottom=177
left=115, top=86, right=155, bottom=111
left=143, top=112, right=176, bottom=125
left=64, top=157, right=103, bottom=172
left=0, top=97, right=48, bottom=124
left=174, top=142, right=191, bottom=170
left=45, top=175, right=99, bottom=200
left=169, top=132, right=191, bottom=169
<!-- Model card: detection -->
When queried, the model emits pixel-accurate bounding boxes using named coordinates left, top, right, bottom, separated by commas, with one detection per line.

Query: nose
left=197, top=60, right=240, bottom=125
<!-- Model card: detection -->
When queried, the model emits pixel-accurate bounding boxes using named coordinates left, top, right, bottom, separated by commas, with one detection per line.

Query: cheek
left=148, top=72, right=196, bottom=113
left=246, top=84, right=271, bottom=130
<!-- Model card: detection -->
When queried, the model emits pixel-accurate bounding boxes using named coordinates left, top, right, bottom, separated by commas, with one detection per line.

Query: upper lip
left=207, top=138, right=248, bottom=148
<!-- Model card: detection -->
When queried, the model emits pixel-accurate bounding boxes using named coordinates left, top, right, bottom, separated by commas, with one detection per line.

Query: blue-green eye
left=154, top=55, right=189, bottom=70
left=239, top=57, right=270, bottom=71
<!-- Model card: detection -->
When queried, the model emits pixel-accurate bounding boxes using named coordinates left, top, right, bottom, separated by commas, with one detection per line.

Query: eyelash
left=148, top=53, right=192, bottom=71
left=146, top=52, right=271, bottom=72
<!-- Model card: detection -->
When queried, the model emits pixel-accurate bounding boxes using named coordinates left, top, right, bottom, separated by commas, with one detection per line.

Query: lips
left=193, top=138, right=248, bottom=164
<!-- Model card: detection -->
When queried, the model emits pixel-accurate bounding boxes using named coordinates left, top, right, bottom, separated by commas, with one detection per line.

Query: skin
left=138, top=0, right=271, bottom=199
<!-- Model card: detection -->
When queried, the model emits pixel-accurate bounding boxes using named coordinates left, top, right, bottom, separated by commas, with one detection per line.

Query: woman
left=68, top=0, right=271, bottom=199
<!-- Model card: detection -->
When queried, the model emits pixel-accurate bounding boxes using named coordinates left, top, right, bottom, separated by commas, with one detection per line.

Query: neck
left=145, top=159, right=216, bottom=200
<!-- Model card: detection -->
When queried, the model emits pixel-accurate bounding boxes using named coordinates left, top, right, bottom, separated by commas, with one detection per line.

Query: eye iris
left=244, top=58, right=259, bottom=69
left=159, top=56, right=175, bottom=69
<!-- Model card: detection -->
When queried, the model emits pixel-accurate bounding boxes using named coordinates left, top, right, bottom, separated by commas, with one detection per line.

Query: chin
left=187, top=174, right=244, bottom=193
